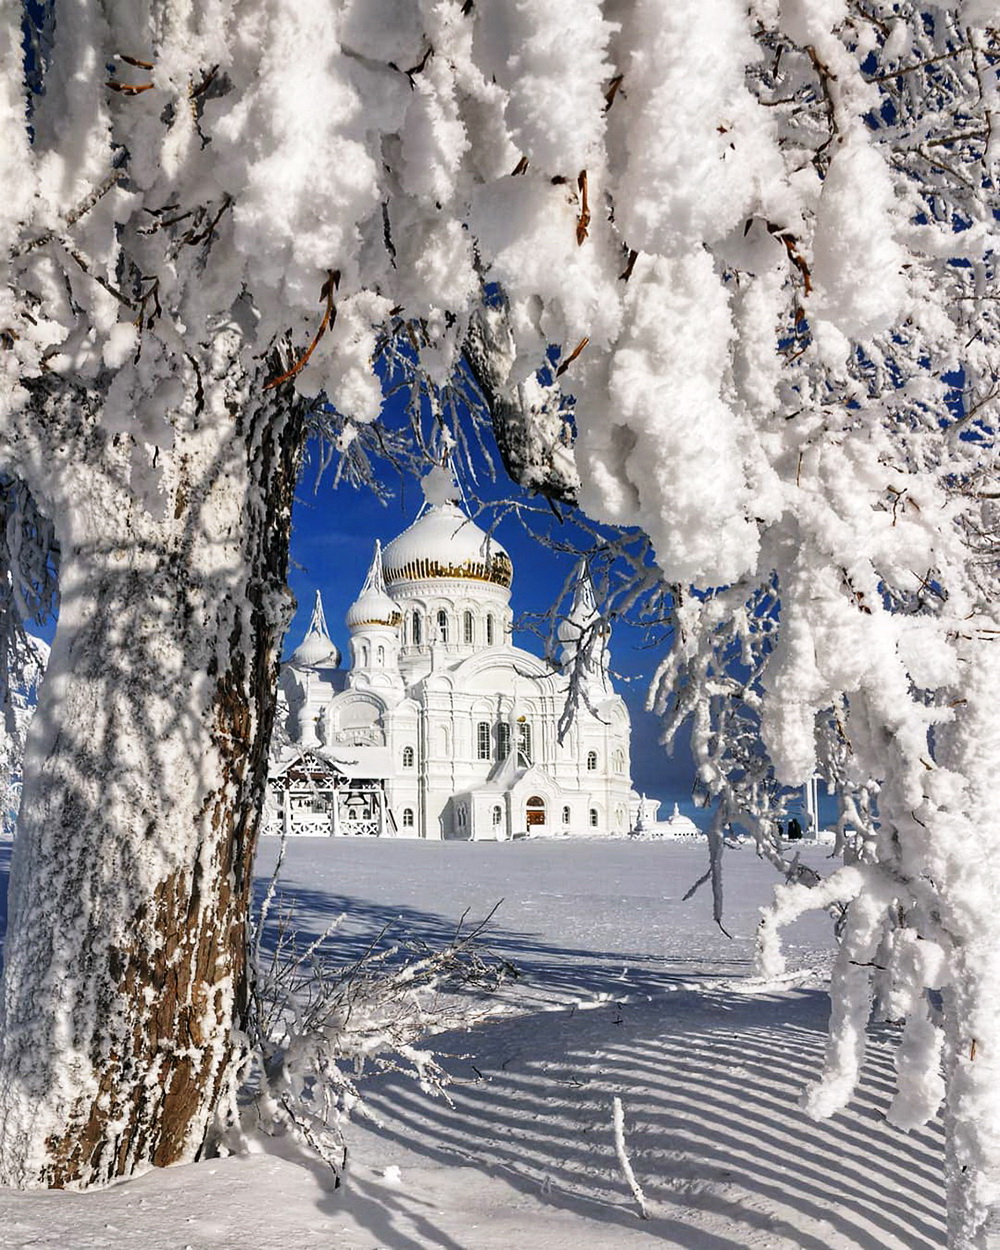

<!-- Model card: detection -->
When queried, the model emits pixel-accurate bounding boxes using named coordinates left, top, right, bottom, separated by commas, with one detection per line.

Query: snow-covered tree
left=1, top=475, right=53, bottom=837
left=0, top=2, right=998, bottom=1245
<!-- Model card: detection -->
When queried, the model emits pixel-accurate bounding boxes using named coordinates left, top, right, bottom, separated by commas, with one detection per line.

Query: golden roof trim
left=384, top=554, right=513, bottom=589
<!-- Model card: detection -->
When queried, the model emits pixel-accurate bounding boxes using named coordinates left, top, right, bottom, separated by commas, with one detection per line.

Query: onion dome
left=289, top=591, right=341, bottom=669
left=382, top=501, right=513, bottom=589
left=346, top=541, right=403, bottom=630
left=665, top=803, right=700, bottom=837
left=557, top=560, right=599, bottom=646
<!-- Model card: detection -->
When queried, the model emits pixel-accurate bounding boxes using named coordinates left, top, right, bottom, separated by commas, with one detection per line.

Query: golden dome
left=382, top=502, right=513, bottom=590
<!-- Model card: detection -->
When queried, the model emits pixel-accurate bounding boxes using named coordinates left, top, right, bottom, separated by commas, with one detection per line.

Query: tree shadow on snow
left=338, top=988, right=944, bottom=1250
left=250, top=875, right=942, bottom=1248
left=250, top=876, right=746, bottom=1008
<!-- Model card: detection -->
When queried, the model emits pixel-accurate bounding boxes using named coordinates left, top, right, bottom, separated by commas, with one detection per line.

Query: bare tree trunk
left=0, top=344, right=304, bottom=1188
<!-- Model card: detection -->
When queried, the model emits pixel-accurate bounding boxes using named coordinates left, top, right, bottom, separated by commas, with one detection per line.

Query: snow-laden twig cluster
left=232, top=846, right=513, bottom=1176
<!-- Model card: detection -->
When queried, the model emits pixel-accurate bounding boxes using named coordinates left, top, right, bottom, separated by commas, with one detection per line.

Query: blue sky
left=286, top=439, right=700, bottom=818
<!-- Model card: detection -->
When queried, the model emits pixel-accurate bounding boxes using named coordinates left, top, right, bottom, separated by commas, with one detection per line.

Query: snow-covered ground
left=0, top=839, right=945, bottom=1248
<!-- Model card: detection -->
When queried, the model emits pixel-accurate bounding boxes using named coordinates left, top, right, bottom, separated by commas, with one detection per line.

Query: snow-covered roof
left=269, top=749, right=344, bottom=784
left=661, top=803, right=701, bottom=836
left=382, top=501, right=513, bottom=590
left=325, top=747, right=395, bottom=779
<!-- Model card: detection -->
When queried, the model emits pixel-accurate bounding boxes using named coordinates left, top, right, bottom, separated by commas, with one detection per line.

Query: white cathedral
left=268, top=473, right=660, bottom=840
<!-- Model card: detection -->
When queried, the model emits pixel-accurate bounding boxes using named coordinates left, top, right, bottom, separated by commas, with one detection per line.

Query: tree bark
left=0, top=345, right=304, bottom=1188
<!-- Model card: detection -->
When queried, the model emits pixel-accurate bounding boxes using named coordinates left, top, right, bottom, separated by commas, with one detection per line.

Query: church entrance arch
left=525, top=795, right=546, bottom=828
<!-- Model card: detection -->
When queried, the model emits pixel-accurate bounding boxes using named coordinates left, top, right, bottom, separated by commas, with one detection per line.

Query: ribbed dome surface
left=345, top=587, right=402, bottom=629
left=288, top=590, right=340, bottom=669
left=382, top=502, right=513, bottom=589
left=290, top=631, right=341, bottom=669
left=347, top=539, right=403, bottom=630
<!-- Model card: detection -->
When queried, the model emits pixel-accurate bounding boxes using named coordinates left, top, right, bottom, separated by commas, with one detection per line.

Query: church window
left=562, top=805, right=571, bottom=825
left=589, top=807, right=599, bottom=827
left=412, top=611, right=421, bottom=644
left=402, top=808, right=414, bottom=827
left=586, top=750, right=598, bottom=771
left=457, top=805, right=467, bottom=827
left=486, top=614, right=494, bottom=645
left=477, top=721, right=491, bottom=760
left=492, top=805, right=503, bottom=827
left=497, top=722, right=511, bottom=760
left=517, top=720, right=532, bottom=765
left=464, top=610, right=474, bottom=644
left=613, top=749, right=624, bottom=774
left=437, top=609, right=449, bottom=643
left=402, top=745, right=414, bottom=768
left=360, top=642, right=369, bottom=666
left=377, top=644, right=385, bottom=665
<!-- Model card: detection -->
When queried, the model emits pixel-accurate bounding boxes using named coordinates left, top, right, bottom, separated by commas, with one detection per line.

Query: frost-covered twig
left=235, top=873, right=513, bottom=1177
left=612, top=1095, right=649, bottom=1220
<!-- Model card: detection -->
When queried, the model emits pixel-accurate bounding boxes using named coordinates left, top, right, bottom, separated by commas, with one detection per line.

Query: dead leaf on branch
left=576, top=170, right=590, bottom=246
left=264, top=270, right=340, bottom=392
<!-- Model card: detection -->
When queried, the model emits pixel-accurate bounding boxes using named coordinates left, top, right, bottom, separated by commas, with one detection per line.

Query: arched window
left=562, top=805, right=571, bottom=825
left=492, top=805, right=503, bottom=827
left=457, top=806, right=467, bottom=827
left=526, top=795, right=546, bottom=827
left=401, top=615, right=408, bottom=645
left=589, top=808, right=599, bottom=827
left=486, top=614, right=494, bottom=646
left=412, top=610, right=421, bottom=644
left=496, top=722, right=511, bottom=760
left=402, top=808, right=414, bottom=827
left=437, top=609, right=449, bottom=643
left=613, top=749, right=624, bottom=774
left=464, top=610, right=474, bottom=644
left=376, top=644, right=385, bottom=665
left=517, top=720, right=532, bottom=765
left=402, top=745, right=414, bottom=768
left=360, top=642, right=369, bottom=666
left=586, top=750, right=598, bottom=771
left=477, top=721, right=491, bottom=760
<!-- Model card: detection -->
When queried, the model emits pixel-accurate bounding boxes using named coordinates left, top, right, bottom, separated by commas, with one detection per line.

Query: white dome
left=557, top=560, right=601, bottom=645
left=382, top=502, right=513, bottom=589
left=347, top=539, right=403, bottom=630
left=289, top=591, right=340, bottom=669
left=346, top=586, right=402, bottom=630
left=290, top=629, right=340, bottom=669
left=665, top=803, right=700, bottom=836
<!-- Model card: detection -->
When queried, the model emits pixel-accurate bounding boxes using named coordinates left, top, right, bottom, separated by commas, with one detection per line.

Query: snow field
left=0, top=839, right=945, bottom=1247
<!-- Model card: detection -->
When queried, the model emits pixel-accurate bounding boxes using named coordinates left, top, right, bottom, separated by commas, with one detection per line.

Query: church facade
left=271, top=480, right=658, bottom=840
